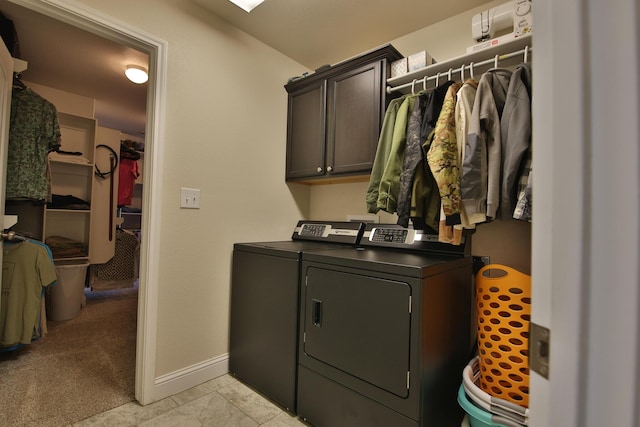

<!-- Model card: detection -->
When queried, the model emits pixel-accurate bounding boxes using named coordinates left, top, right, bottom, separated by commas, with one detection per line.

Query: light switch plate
left=180, top=187, right=200, bottom=209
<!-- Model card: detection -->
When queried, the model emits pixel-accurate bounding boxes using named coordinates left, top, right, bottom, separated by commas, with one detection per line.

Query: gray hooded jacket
left=460, top=68, right=512, bottom=222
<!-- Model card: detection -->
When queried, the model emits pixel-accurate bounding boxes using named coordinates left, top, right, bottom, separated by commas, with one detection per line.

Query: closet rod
left=387, top=45, right=532, bottom=94
left=0, top=231, right=27, bottom=242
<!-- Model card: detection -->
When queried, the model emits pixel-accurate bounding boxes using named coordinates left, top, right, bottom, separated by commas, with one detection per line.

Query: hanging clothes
left=370, top=54, right=534, bottom=238
left=427, top=82, right=463, bottom=243
left=408, top=81, right=455, bottom=232
left=513, top=170, right=532, bottom=221
left=6, top=87, right=61, bottom=201
left=460, top=68, right=512, bottom=224
left=396, top=94, right=425, bottom=227
left=367, top=82, right=455, bottom=232
left=366, top=96, right=405, bottom=213
left=1, top=240, right=57, bottom=347
left=375, top=95, right=416, bottom=214
left=118, top=140, right=141, bottom=207
left=28, top=239, right=56, bottom=340
left=500, top=63, right=533, bottom=220
left=454, top=78, right=479, bottom=231
left=397, top=81, right=452, bottom=229
left=118, top=158, right=139, bottom=206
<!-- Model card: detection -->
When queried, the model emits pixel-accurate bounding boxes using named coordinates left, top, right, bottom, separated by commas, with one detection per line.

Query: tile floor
left=73, top=374, right=308, bottom=426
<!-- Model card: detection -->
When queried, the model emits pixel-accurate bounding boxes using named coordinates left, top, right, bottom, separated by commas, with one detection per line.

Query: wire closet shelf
left=387, top=34, right=532, bottom=95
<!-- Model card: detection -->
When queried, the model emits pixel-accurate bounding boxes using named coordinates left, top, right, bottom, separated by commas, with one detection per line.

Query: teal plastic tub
left=458, top=385, right=518, bottom=427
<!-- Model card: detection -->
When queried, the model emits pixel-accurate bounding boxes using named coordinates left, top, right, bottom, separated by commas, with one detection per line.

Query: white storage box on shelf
left=47, top=262, right=89, bottom=321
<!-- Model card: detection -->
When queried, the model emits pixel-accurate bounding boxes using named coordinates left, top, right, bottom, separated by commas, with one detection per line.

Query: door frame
left=531, top=0, right=640, bottom=426
left=0, top=28, right=14, bottom=315
left=9, top=0, right=166, bottom=404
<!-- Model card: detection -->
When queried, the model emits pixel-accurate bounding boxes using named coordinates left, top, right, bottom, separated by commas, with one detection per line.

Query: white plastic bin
left=48, top=263, right=89, bottom=321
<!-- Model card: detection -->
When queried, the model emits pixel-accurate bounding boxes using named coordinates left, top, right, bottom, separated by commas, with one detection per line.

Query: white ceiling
left=0, top=0, right=149, bottom=136
left=193, top=0, right=493, bottom=70
left=0, top=0, right=493, bottom=136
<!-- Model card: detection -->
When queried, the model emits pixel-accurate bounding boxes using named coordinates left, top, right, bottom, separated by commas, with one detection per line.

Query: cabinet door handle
left=312, top=299, right=322, bottom=327
left=316, top=167, right=323, bottom=173
left=326, top=166, right=333, bottom=173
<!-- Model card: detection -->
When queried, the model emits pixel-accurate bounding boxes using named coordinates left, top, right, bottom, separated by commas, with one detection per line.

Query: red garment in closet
left=118, top=158, right=139, bottom=206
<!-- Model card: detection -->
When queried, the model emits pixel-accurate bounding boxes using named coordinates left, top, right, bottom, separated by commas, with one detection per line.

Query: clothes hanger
left=422, top=76, right=428, bottom=92
left=494, top=54, right=499, bottom=68
left=411, top=79, right=417, bottom=95
left=12, top=73, right=26, bottom=90
left=1, top=230, right=27, bottom=243
left=524, top=46, right=529, bottom=63
left=469, top=62, right=475, bottom=80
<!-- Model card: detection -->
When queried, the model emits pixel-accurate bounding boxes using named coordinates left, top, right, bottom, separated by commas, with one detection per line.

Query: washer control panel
left=292, top=221, right=364, bottom=244
left=369, top=227, right=413, bottom=244
left=299, top=223, right=331, bottom=238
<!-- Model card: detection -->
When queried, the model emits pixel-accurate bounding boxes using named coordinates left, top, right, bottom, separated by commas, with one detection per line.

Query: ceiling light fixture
left=125, top=65, right=148, bottom=84
left=228, top=0, right=265, bottom=13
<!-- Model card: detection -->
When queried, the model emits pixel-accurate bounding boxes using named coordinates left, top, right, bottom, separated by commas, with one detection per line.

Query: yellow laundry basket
left=476, top=264, right=531, bottom=408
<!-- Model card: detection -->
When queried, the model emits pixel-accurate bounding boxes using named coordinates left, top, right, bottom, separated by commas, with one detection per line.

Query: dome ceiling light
left=228, top=0, right=265, bottom=13
left=125, top=65, right=148, bottom=84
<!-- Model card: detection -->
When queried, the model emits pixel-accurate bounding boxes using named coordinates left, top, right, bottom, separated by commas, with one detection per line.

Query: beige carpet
left=0, top=286, right=137, bottom=426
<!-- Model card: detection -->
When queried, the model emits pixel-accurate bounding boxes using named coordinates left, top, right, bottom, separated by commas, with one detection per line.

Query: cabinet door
left=286, top=81, right=326, bottom=179
left=326, top=61, right=382, bottom=176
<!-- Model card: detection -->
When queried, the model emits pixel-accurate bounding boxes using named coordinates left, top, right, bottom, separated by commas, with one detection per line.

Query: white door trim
left=0, top=30, right=14, bottom=315
left=9, top=0, right=166, bottom=405
left=532, top=0, right=640, bottom=426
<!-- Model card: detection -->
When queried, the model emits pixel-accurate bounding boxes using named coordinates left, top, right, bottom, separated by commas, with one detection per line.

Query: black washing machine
left=229, top=221, right=364, bottom=413
left=297, top=224, right=473, bottom=427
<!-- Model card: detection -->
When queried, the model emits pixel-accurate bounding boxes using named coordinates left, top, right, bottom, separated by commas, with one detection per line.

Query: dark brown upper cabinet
left=285, top=45, right=402, bottom=182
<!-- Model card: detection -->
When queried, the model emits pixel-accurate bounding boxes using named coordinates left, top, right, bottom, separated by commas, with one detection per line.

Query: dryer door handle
left=312, top=299, right=323, bottom=327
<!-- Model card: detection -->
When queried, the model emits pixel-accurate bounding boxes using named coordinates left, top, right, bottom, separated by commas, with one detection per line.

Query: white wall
left=25, top=80, right=95, bottom=118
left=71, top=0, right=310, bottom=378
left=65, top=0, right=530, bottom=396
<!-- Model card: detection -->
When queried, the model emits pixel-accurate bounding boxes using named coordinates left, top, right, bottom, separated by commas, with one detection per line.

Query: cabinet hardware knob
left=316, top=167, right=323, bottom=173
left=327, top=166, right=333, bottom=172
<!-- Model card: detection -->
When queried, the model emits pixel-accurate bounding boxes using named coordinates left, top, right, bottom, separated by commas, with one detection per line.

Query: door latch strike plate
left=529, top=322, right=550, bottom=379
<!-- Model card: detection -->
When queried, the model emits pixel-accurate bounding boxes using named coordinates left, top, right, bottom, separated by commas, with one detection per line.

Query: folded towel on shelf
left=45, top=236, right=88, bottom=259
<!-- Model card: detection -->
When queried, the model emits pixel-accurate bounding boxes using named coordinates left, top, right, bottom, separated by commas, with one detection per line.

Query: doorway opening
left=7, top=0, right=166, bottom=406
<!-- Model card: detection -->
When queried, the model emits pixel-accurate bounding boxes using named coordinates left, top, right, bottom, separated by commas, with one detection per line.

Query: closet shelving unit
left=43, top=112, right=97, bottom=262
left=386, top=34, right=532, bottom=94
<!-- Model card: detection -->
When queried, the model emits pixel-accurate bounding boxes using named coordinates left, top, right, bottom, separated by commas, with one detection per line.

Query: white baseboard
left=153, top=353, right=229, bottom=401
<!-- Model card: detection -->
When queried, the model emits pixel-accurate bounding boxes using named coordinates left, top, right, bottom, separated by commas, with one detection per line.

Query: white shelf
left=387, top=34, right=532, bottom=93
left=49, top=158, right=93, bottom=167
left=45, top=209, right=90, bottom=214
left=4, top=215, right=18, bottom=229
left=53, top=256, right=89, bottom=263
left=13, top=57, right=27, bottom=73
left=44, top=113, right=97, bottom=262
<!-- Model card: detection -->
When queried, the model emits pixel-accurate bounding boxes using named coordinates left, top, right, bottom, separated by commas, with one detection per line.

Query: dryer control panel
left=360, top=224, right=469, bottom=256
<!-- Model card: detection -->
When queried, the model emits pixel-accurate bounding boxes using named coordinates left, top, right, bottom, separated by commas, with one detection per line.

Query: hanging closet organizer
left=386, top=34, right=532, bottom=94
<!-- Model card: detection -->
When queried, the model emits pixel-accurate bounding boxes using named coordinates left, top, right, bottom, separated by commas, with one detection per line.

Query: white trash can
left=47, top=263, right=89, bottom=321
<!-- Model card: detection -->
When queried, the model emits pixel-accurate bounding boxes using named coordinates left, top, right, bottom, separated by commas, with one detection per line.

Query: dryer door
left=303, top=266, right=411, bottom=398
